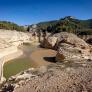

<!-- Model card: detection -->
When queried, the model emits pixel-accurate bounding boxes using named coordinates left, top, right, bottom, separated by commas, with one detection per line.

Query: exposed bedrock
left=0, top=30, right=39, bottom=83
left=41, top=32, right=92, bottom=61
left=1, top=32, right=92, bottom=92
left=1, top=61, right=92, bottom=92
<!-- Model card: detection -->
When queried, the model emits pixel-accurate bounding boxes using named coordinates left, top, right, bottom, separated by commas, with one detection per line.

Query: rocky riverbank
left=1, top=60, right=92, bottom=92
left=1, top=32, right=92, bottom=92
left=0, top=30, right=39, bottom=83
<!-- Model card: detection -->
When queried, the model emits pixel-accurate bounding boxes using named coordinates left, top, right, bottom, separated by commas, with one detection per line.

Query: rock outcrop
left=0, top=31, right=92, bottom=92
left=0, top=30, right=36, bottom=83
left=41, top=32, right=89, bottom=49
left=78, top=35, right=92, bottom=45
left=41, top=37, right=58, bottom=49
left=41, top=32, right=92, bottom=61
left=55, top=33, right=91, bottom=62
left=56, top=43, right=91, bottom=62
left=0, top=30, right=30, bottom=46
left=1, top=60, right=92, bottom=92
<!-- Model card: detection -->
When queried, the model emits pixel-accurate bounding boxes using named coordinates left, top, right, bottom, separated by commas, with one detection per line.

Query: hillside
left=0, top=16, right=92, bottom=35
left=36, top=16, right=92, bottom=35
left=0, top=21, right=25, bottom=31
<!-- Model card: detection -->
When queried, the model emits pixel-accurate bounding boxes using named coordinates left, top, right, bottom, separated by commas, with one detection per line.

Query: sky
left=0, top=0, right=92, bottom=25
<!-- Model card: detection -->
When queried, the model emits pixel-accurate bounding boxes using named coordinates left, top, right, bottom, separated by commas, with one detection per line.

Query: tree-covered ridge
left=1, top=16, right=92, bottom=34
left=0, top=21, right=25, bottom=31
left=36, top=16, right=92, bottom=35
left=37, top=20, right=58, bottom=30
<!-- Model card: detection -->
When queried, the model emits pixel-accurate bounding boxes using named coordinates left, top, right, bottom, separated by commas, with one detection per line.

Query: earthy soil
left=2, top=48, right=92, bottom=92
left=13, top=61, right=92, bottom=92
left=30, top=48, right=57, bottom=67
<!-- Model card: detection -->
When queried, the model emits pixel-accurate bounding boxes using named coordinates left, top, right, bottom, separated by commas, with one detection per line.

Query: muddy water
left=3, top=44, right=40, bottom=79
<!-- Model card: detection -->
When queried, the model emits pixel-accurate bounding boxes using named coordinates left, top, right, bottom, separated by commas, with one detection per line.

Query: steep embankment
left=0, top=30, right=33, bottom=83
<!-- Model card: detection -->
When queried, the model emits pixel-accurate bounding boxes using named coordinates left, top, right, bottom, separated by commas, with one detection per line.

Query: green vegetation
left=37, top=20, right=58, bottom=30
left=1, top=16, right=92, bottom=34
left=0, top=21, right=25, bottom=31
left=36, top=16, right=92, bottom=35
left=78, top=29, right=92, bottom=35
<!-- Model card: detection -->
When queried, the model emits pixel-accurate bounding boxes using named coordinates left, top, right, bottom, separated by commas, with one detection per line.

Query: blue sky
left=0, top=0, right=92, bottom=25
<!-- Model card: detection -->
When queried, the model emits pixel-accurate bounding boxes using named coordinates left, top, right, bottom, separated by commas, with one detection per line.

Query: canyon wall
left=0, top=29, right=36, bottom=83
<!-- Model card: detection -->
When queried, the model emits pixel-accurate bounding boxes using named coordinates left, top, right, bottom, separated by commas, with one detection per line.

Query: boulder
left=41, top=32, right=91, bottom=61
left=41, top=37, right=58, bottom=49
left=56, top=43, right=91, bottom=62
left=41, top=32, right=89, bottom=50
left=55, top=32, right=92, bottom=62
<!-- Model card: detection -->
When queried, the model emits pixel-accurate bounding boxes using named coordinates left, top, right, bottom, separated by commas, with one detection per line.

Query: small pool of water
left=3, top=44, right=39, bottom=79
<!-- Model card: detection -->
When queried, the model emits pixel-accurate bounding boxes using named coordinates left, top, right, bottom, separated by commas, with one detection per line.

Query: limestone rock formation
left=56, top=43, right=92, bottom=62
left=0, top=29, right=31, bottom=46
left=41, top=32, right=89, bottom=50
left=55, top=33, right=92, bottom=62
left=1, top=61, right=92, bottom=92
left=41, top=37, right=58, bottom=49
left=0, top=30, right=34, bottom=83
left=0, top=31, right=92, bottom=92
left=41, top=32, right=92, bottom=61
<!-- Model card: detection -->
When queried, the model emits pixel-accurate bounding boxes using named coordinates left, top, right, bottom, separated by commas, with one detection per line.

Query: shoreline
left=2, top=44, right=57, bottom=82
left=3, top=44, right=41, bottom=80
left=0, top=46, right=23, bottom=83
left=4, top=49, right=23, bottom=64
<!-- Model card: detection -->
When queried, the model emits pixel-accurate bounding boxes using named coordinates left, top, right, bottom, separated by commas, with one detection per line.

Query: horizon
left=0, top=0, right=92, bottom=25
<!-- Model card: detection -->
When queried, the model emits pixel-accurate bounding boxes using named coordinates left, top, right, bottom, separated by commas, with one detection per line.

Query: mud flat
left=30, top=48, right=57, bottom=67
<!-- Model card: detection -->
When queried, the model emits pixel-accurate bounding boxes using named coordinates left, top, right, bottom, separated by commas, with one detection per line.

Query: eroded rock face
left=0, top=30, right=31, bottom=46
left=1, top=31, right=92, bottom=92
left=56, top=43, right=91, bottom=62
left=41, top=32, right=89, bottom=50
left=41, top=37, right=58, bottom=49
left=0, top=30, right=33, bottom=83
left=41, top=32, right=91, bottom=61
left=55, top=33, right=92, bottom=62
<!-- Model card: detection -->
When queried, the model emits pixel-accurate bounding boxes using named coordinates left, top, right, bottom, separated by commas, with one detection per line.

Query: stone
left=38, top=66, right=47, bottom=73
left=56, top=42, right=92, bottom=62
left=41, top=32, right=89, bottom=50
left=41, top=37, right=58, bottom=49
left=1, top=61, right=92, bottom=92
left=41, top=32, right=91, bottom=61
left=53, top=32, right=91, bottom=62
